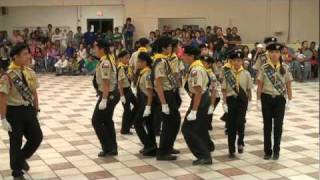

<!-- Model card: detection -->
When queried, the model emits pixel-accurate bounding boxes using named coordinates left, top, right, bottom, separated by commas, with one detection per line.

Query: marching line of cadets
left=0, top=36, right=293, bottom=179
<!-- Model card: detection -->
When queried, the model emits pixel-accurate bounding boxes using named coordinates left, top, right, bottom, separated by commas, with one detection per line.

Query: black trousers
left=6, top=106, right=43, bottom=177
left=121, top=87, right=137, bottom=134
left=157, top=91, right=181, bottom=156
left=226, top=95, right=248, bottom=154
left=261, top=93, right=286, bottom=156
left=92, top=91, right=120, bottom=153
left=152, top=96, right=162, bottom=135
left=134, top=91, right=157, bottom=150
left=182, top=92, right=211, bottom=160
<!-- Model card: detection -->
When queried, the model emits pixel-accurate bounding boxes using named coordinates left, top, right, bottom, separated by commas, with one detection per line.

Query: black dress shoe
left=170, top=149, right=180, bottom=154
left=273, top=154, right=280, bottom=160
left=192, top=158, right=212, bottom=166
left=139, top=148, right=145, bottom=154
left=98, top=149, right=118, bottom=157
left=120, top=131, right=133, bottom=135
left=156, top=154, right=177, bottom=161
left=264, top=154, right=272, bottom=160
left=209, top=144, right=215, bottom=152
left=229, top=153, right=236, bottom=159
left=238, top=145, right=244, bottom=154
left=14, top=176, right=26, bottom=180
left=143, top=149, right=157, bottom=157
left=22, top=161, right=30, bottom=171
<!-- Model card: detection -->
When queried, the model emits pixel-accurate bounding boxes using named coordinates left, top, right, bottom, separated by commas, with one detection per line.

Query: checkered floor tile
left=0, top=74, right=319, bottom=180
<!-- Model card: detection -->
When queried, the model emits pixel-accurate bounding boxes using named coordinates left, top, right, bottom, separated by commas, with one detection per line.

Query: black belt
left=262, top=93, right=283, bottom=98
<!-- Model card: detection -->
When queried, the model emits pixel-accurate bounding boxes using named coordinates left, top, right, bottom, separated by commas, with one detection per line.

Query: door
left=87, top=19, right=114, bottom=33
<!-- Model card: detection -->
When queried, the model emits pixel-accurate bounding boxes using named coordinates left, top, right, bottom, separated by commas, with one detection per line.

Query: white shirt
left=55, top=59, right=68, bottom=68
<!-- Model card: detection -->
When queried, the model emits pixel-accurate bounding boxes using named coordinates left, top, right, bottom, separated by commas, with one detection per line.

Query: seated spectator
left=77, top=43, right=87, bottom=72
left=310, top=41, right=318, bottom=78
left=65, top=42, right=75, bottom=59
left=192, top=30, right=205, bottom=46
left=33, top=46, right=45, bottom=72
left=82, top=54, right=98, bottom=75
left=54, top=55, right=69, bottom=75
left=227, top=26, right=242, bottom=50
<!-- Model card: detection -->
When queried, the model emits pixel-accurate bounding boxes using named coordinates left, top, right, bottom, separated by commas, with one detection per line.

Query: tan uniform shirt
left=154, top=59, right=173, bottom=91
left=257, top=63, right=292, bottom=96
left=138, top=68, right=153, bottom=96
left=188, top=65, right=209, bottom=94
left=222, top=68, right=253, bottom=97
left=0, top=67, right=39, bottom=106
left=96, top=56, right=117, bottom=92
left=118, top=65, right=130, bottom=88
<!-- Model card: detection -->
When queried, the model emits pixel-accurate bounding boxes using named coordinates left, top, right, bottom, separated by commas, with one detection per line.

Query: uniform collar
left=9, top=62, right=24, bottom=70
left=140, top=67, right=151, bottom=75
left=118, top=62, right=127, bottom=68
left=153, top=53, right=168, bottom=61
left=223, top=62, right=233, bottom=69
left=138, top=47, right=148, bottom=53
left=189, top=60, right=204, bottom=71
left=232, top=66, right=244, bottom=73
left=268, top=61, right=281, bottom=71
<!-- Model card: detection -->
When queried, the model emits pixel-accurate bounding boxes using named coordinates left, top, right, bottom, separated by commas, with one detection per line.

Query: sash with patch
left=223, top=67, right=238, bottom=94
left=163, top=59, right=179, bottom=91
left=263, top=64, right=286, bottom=95
left=8, top=71, right=34, bottom=105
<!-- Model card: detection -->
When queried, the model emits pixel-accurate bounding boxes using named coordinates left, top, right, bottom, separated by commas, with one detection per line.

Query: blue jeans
left=303, top=61, right=311, bottom=80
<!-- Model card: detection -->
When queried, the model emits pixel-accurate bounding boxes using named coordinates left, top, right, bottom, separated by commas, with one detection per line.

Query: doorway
left=87, top=19, right=114, bottom=33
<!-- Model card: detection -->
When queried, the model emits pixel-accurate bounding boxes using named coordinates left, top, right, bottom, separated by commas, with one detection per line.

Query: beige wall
left=0, top=0, right=318, bottom=43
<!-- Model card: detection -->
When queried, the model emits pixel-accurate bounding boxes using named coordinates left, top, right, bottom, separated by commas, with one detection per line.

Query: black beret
left=157, top=35, right=173, bottom=49
left=264, top=37, right=277, bottom=44
left=184, top=45, right=201, bottom=56
left=228, top=47, right=244, bottom=59
left=200, top=55, right=214, bottom=63
left=264, top=37, right=284, bottom=51
left=10, top=42, right=30, bottom=58
left=139, top=38, right=150, bottom=46
left=117, top=50, right=130, bottom=59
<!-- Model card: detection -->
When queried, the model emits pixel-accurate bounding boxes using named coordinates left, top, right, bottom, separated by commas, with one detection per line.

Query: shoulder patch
left=191, top=70, right=197, bottom=77
left=146, top=74, right=151, bottom=80
left=102, top=61, right=110, bottom=68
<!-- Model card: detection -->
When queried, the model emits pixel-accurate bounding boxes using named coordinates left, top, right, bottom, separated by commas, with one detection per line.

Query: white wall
left=1, top=5, right=124, bottom=35
left=158, top=18, right=207, bottom=30
left=0, top=0, right=318, bottom=43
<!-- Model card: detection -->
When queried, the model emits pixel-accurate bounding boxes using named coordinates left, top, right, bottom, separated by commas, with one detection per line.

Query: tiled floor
left=0, top=74, right=319, bottom=180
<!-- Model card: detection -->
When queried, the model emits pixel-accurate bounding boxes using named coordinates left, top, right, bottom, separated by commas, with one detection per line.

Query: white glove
left=143, top=106, right=151, bottom=117
left=161, top=104, right=170, bottom=115
left=132, top=87, right=137, bottom=97
left=1, top=118, right=12, bottom=132
left=187, top=110, right=197, bottom=121
left=286, top=100, right=292, bottom=110
left=256, top=100, right=261, bottom=111
left=223, top=103, right=228, bottom=113
left=130, top=103, right=134, bottom=110
left=98, top=98, right=107, bottom=110
left=179, top=88, right=185, bottom=95
left=247, top=101, right=252, bottom=111
left=120, top=96, right=126, bottom=104
left=208, top=105, right=214, bottom=115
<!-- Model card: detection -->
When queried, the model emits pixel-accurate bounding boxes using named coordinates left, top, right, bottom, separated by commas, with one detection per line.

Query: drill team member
left=152, top=36, right=180, bottom=161
left=222, top=47, right=253, bottom=158
left=118, top=50, right=137, bottom=135
left=200, top=55, right=216, bottom=151
left=257, top=37, right=293, bottom=160
left=0, top=43, right=43, bottom=180
left=134, top=52, right=157, bottom=156
left=181, top=45, right=212, bottom=165
left=92, top=40, right=120, bottom=157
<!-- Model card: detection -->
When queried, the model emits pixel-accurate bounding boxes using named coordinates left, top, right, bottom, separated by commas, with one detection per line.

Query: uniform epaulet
left=281, top=63, right=289, bottom=69
left=261, top=63, right=269, bottom=68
